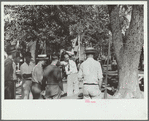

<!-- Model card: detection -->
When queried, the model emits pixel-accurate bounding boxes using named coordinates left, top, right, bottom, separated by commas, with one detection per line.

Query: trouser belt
left=84, top=83, right=98, bottom=85
left=46, top=82, right=59, bottom=85
left=24, top=79, right=32, bottom=81
left=32, top=81, right=42, bottom=86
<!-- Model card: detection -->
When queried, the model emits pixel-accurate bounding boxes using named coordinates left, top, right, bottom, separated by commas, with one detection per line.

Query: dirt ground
left=15, top=80, right=84, bottom=99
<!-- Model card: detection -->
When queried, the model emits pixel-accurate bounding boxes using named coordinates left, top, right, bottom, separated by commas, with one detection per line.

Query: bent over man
left=31, top=57, right=48, bottom=99
left=42, top=54, right=63, bottom=99
left=78, top=47, right=103, bottom=99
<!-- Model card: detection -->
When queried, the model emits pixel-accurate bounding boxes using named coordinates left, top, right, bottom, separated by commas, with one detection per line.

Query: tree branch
left=125, top=5, right=144, bottom=45
left=108, top=5, right=123, bottom=67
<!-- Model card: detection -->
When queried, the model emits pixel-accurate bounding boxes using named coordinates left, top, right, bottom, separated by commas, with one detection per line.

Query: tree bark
left=108, top=5, right=144, bottom=98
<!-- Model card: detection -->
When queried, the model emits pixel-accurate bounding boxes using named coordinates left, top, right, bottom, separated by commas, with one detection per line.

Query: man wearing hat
left=64, top=53, right=79, bottom=97
left=31, top=56, right=48, bottom=99
left=20, top=51, right=35, bottom=99
left=5, top=45, right=18, bottom=99
left=78, top=47, right=103, bottom=99
left=42, top=53, right=63, bottom=99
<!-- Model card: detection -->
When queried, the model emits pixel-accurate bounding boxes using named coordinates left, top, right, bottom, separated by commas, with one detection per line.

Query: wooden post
left=104, top=39, right=111, bottom=99
left=78, top=34, right=81, bottom=62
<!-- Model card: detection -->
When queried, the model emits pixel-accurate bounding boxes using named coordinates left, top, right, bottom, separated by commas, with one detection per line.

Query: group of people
left=5, top=45, right=103, bottom=99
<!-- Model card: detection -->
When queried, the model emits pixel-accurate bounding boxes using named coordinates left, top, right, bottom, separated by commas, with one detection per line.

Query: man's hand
left=98, top=78, right=103, bottom=90
left=59, top=81, right=63, bottom=91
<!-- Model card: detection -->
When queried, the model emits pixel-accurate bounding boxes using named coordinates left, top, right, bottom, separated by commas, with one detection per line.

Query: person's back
left=80, top=58, right=102, bottom=84
left=43, top=64, right=62, bottom=99
left=31, top=61, right=45, bottom=99
left=78, top=47, right=103, bottom=99
left=32, top=62, right=44, bottom=84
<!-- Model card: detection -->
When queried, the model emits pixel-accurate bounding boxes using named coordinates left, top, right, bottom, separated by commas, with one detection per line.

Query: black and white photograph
left=1, top=1, right=148, bottom=120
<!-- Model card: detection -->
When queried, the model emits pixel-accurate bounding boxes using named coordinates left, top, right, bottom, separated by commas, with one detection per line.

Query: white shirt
left=12, top=62, right=17, bottom=80
left=78, top=57, right=103, bottom=84
left=32, top=62, right=43, bottom=84
left=20, top=62, right=35, bottom=79
left=65, top=60, right=78, bottom=75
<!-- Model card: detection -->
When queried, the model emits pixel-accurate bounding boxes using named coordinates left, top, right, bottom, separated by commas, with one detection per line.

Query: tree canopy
left=4, top=4, right=144, bottom=99
left=4, top=5, right=112, bottom=53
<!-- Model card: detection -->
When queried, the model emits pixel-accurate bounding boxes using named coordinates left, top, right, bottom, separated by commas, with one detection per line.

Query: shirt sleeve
left=20, top=64, right=24, bottom=76
left=57, top=68, right=62, bottom=82
left=78, top=63, right=83, bottom=80
left=97, top=62, right=103, bottom=80
left=72, top=61, right=78, bottom=73
left=43, top=66, right=50, bottom=77
left=65, top=64, right=72, bottom=75
left=31, top=63, right=35, bottom=73
left=12, top=62, right=17, bottom=80
left=32, top=66, right=37, bottom=82
left=5, top=59, right=13, bottom=80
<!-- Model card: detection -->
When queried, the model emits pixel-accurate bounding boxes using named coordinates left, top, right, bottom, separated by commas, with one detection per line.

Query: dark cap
left=24, top=51, right=32, bottom=58
left=51, top=52, right=59, bottom=60
left=6, top=45, right=16, bottom=55
left=85, top=47, right=96, bottom=54
left=36, top=57, right=49, bottom=60
left=52, top=55, right=59, bottom=60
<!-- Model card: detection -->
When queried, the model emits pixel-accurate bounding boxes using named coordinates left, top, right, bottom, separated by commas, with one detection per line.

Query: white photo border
left=1, top=1, right=148, bottom=120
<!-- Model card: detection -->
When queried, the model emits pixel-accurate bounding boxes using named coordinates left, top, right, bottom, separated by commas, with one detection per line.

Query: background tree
left=108, top=5, right=144, bottom=98
left=4, top=5, right=144, bottom=99
left=4, top=5, right=111, bottom=57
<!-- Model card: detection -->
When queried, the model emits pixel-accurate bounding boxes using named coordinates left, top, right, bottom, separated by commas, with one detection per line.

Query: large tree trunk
left=108, top=5, right=144, bottom=98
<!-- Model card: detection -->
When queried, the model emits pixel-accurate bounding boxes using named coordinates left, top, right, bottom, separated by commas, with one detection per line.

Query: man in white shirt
left=64, top=53, right=79, bottom=96
left=20, top=52, right=35, bottom=99
left=31, top=57, right=48, bottom=99
left=78, top=47, right=103, bottom=99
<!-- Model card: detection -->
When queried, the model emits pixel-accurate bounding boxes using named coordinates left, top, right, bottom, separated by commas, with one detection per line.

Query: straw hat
left=85, top=47, right=96, bottom=54
left=36, top=54, right=49, bottom=60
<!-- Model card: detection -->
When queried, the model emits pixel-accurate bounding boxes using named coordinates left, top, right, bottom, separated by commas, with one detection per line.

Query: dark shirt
left=5, top=58, right=13, bottom=81
left=43, top=65, right=62, bottom=97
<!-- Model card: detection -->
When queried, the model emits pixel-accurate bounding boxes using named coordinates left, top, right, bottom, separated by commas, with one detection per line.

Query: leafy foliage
left=4, top=5, right=131, bottom=57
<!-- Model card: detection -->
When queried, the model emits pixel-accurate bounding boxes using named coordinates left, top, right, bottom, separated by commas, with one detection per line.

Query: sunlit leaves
left=4, top=5, right=112, bottom=52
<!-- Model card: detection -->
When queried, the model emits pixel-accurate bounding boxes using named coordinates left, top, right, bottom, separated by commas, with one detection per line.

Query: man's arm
left=73, top=61, right=78, bottom=73
left=5, top=59, right=13, bottom=80
left=42, top=66, right=51, bottom=90
left=98, top=78, right=103, bottom=90
left=97, top=62, right=103, bottom=89
left=78, top=64, right=83, bottom=81
left=65, top=64, right=72, bottom=75
left=43, top=66, right=51, bottom=77
left=57, top=68, right=63, bottom=91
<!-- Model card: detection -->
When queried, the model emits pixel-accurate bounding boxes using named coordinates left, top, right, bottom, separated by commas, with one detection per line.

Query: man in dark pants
left=42, top=54, right=63, bottom=99
left=5, top=45, right=17, bottom=99
left=31, top=57, right=48, bottom=99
